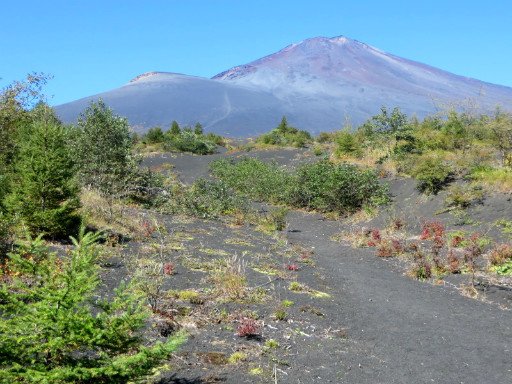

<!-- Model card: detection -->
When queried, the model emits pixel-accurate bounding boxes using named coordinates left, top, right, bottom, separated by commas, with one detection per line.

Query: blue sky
left=2, top=0, right=511, bottom=106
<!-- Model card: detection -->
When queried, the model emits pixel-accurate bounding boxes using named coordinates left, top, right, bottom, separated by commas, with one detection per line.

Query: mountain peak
left=57, top=35, right=512, bottom=137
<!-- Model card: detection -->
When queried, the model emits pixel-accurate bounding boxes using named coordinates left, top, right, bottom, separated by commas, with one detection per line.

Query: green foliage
left=194, top=122, right=203, bottom=135
left=165, top=129, right=216, bottom=155
left=211, top=157, right=388, bottom=215
left=166, top=179, right=251, bottom=219
left=358, top=106, right=411, bottom=151
left=335, top=129, right=361, bottom=157
left=72, top=99, right=139, bottom=197
left=6, top=113, right=80, bottom=237
left=210, top=157, right=293, bottom=203
left=291, top=160, right=389, bottom=214
left=170, top=120, right=181, bottom=136
left=0, top=231, right=186, bottom=383
left=256, top=115, right=312, bottom=148
left=488, top=107, right=512, bottom=166
left=142, top=126, right=165, bottom=144
left=411, top=154, right=452, bottom=195
left=0, top=73, right=51, bottom=170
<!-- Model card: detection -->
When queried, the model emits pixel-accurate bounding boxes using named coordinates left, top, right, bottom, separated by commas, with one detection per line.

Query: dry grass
left=80, top=188, right=150, bottom=239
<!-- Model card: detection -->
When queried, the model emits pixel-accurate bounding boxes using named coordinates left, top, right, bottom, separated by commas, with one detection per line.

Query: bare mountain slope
left=56, top=36, right=512, bottom=136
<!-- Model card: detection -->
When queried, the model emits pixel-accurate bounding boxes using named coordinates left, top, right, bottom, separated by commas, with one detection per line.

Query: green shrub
left=165, top=129, right=216, bottom=155
left=209, top=157, right=293, bottom=203
left=411, top=155, right=452, bottom=195
left=166, top=179, right=251, bottom=219
left=0, top=231, right=185, bottom=383
left=291, top=160, right=389, bottom=214
left=335, top=130, right=361, bottom=157
left=255, top=116, right=312, bottom=148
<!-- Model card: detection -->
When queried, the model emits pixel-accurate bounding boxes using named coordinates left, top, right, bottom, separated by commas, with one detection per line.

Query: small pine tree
left=194, top=122, right=203, bottom=135
left=170, top=120, right=181, bottom=136
left=277, top=115, right=289, bottom=133
left=0, top=231, right=186, bottom=383
left=6, top=116, right=80, bottom=237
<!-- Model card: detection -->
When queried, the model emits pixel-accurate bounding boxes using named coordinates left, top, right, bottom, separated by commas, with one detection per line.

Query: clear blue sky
left=2, top=0, right=511, bottom=106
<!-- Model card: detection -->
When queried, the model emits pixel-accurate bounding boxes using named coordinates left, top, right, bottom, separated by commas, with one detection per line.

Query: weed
left=227, top=352, right=245, bottom=363
left=284, top=263, right=298, bottom=271
left=420, top=220, right=445, bottom=240
left=236, top=315, right=261, bottom=337
left=274, top=308, right=288, bottom=321
left=266, top=339, right=279, bottom=348
left=408, top=260, right=432, bottom=280
left=289, top=282, right=302, bottom=292
left=281, top=300, right=294, bottom=307
left=446, top=250, right=461, bottom=274
left=488, top=244, right=512, bottom=267
left=179, top=290, right=199, bottom=301
left=163, top=262, right=175, bottom=275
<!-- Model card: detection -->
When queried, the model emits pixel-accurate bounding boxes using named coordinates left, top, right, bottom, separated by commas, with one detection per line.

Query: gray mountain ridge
left=55, top=36, right=512, bottom=137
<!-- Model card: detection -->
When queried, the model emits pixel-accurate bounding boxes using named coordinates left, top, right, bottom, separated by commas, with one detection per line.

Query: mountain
left=55, top=36, right=512, bottom=137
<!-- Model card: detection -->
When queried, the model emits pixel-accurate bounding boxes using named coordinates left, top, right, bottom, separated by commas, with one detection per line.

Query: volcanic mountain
left=55, top=36, right=512, bottom=136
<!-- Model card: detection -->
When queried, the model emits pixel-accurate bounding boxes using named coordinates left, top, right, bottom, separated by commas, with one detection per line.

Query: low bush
left=291, top=160, right=389, bottom=214
left=411, top=154, right=452, bottom=195
left=211, top=157, right=389, bottom=216
left=209, top=157, right=293, bottom=203
left=165, top=129, right=216, bottom=155
left=165, top=179, right=251, bottom=219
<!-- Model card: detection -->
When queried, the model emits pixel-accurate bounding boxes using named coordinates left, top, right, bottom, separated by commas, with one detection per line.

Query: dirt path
left=285, top=209, right=512, bottom=383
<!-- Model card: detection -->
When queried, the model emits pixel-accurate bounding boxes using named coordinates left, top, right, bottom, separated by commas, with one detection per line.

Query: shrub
left=256, top=116, right=312, bottom=148
left=236, top=315, right=261, bottom=337
left=0, top=231, right=186, bottom=383
left=408, top=260, right=432, bottom=280
left=274, top=308, right=288, bottom=321
left=488, top=244, right=512, bottom=267
left=210, top=157, right=293, bottom=203
left=165, top=129, right=216, bottom=155
left=166, top=179, right=251, bottom=219
left=291, top=160, right=389, bottom=214
left=411, top=154, right=452, bottom=195
left=445, top=184, right=483, bottom=209
left=335, top=129, right=361, bottom=157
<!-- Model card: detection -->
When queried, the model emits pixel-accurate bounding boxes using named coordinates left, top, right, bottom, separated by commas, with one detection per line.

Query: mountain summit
left=55, top=36, right=512, bottom=136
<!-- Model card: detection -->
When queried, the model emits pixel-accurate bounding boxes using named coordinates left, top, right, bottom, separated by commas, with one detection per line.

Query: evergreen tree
left=6, top=114, right=80, bottom=237
left=170, top=120, right=181, bottom=136
left=194, top=122, right=203, bottom=135
left=277, top=115, right=289, bottom=133
left=0, top=74, right=51, bottom=211
left=0, top=231, right=186, bottom=383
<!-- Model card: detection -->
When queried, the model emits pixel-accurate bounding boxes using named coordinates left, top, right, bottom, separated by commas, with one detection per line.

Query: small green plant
left=313, top=145, right=324, bottom=156
left=266, top=339, right=279, bottom=348
left=289, top=282, right=302, bottom=291
left=250, top=367, right=264, bottom=375
left=274, top=308, right=288, bottom=321
left=281, top=300, right=294, bottom=307
left=179, top=290, right=199, bottom=301
left=227, top=352, right=245, bottom=363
